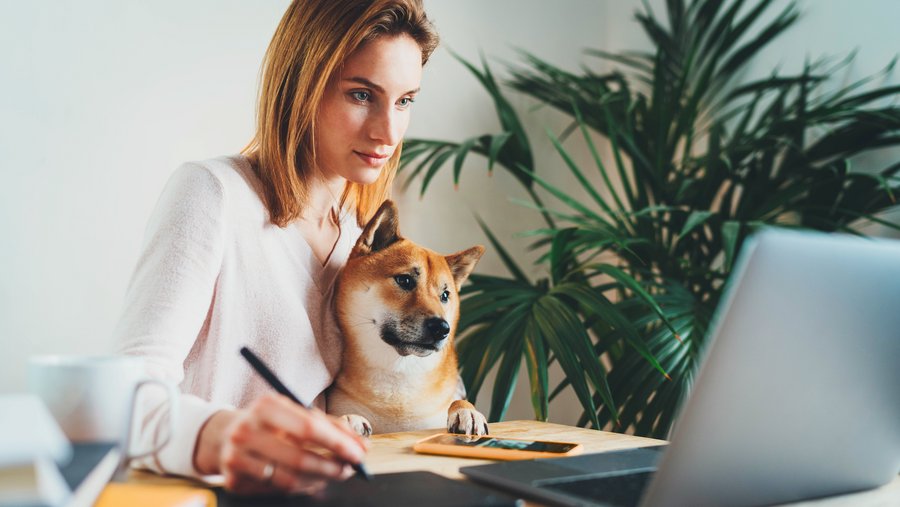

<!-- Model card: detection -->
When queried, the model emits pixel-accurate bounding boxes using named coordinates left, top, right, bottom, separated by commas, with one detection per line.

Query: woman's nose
left=368, top=106, right=403, bottom=146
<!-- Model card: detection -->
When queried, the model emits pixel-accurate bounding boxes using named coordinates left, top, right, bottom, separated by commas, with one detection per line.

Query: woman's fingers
left=222, top=444, right=328, bottom=495
left=231, top=423, right=348, bottom=480
left=252, top=394, right=367, bottom=465
left=218, top=394, right=368, bottom=494
left=221, top=444, right=289, bottom=492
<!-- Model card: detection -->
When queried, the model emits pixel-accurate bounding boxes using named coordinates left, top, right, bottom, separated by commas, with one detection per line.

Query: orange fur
left=328, top=201, right=486, bottom=434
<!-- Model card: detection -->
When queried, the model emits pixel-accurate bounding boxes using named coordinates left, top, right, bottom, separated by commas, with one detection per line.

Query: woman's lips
left=354, top=151, right=390, bottom=167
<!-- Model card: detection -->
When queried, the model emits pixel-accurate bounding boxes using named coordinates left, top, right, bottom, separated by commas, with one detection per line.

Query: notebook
left=0, top=395, right=75, bottom=507
left=461, top=229, right=900, bottom=506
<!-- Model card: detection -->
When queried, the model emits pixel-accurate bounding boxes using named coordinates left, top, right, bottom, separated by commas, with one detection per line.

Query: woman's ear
left=350, top=200, right=402, bottom=258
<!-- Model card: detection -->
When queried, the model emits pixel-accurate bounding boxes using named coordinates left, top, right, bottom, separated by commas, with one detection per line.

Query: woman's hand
left=193, top=393, right=368, bottom=495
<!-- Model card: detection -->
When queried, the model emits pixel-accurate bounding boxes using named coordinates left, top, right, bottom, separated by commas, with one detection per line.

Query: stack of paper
left=0, top=395, right=73, bottom=506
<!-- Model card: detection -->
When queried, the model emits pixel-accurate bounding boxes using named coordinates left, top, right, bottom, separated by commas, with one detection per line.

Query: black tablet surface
left=217, top=470, right=523, bottom=507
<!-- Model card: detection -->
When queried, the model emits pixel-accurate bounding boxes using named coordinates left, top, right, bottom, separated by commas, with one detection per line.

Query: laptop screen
left=463, top=230, right=900, bottom=507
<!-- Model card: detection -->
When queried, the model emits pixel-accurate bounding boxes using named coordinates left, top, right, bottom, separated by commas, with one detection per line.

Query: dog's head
left=336, top=200, right=484, bottom=359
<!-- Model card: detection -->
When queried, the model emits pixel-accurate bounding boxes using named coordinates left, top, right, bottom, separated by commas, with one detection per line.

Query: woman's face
left=316, top=34, right=423, bottom=185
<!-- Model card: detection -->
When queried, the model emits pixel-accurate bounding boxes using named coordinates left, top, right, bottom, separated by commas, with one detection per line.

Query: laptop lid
left=640, top=229, right=900, bottom=506
left=462, top=229, right=900, bottom=507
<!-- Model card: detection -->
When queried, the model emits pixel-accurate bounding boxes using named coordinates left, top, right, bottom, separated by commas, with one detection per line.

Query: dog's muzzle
left=380, top=317, right=450, bottom=357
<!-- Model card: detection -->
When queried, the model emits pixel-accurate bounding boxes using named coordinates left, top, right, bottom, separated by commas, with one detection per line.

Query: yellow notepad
left=94, top=483, right=216, bottom=507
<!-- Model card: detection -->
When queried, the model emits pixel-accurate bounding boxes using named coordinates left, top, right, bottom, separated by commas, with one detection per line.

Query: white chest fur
left=328, top=351, right=455, bottom=434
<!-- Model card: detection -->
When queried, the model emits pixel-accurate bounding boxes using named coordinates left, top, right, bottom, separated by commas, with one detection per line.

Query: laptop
left=461, top=229, right=900, bottom=507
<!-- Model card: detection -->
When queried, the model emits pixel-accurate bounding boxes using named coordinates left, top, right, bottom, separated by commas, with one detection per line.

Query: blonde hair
left=243, top=0, right=439, bottom=227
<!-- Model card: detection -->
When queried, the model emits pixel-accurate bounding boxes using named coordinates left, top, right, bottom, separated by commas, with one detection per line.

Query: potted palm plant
left=400, top=0, right=900, bottom=438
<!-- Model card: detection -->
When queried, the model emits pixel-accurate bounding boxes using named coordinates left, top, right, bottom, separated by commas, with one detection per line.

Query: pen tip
left=356, top=464, right=372, bottom=481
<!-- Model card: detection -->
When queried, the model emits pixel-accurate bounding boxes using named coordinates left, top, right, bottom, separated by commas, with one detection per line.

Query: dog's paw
left=447, top=401, right=489, bottom=436
left=341, top=414, right=373, bottom=437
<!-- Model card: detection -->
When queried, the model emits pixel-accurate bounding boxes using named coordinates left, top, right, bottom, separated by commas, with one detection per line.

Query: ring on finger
left=261, top=461, right=276, bottom=483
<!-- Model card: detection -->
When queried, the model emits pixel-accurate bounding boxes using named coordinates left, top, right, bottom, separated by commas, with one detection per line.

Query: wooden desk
left=364, top=420, right=900, bottom=507
left=126, top=420, right=899, bottom=506
left=365, top=419, right=663, bottom=479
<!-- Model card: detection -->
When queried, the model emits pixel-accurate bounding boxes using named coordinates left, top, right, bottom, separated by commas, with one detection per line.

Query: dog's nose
left=424, top=318, right=450, bottom=342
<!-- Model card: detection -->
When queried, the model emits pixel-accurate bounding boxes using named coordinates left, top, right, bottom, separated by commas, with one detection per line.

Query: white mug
left=27, top=355, right=178, bottom=462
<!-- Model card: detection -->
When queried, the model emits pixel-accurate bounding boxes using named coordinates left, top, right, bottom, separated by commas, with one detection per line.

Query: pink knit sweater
left=113, top=155, right=360, bottom=478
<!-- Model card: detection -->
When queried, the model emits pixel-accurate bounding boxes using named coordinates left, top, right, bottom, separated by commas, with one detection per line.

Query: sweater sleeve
left=113, top=163, right=231, bottom=478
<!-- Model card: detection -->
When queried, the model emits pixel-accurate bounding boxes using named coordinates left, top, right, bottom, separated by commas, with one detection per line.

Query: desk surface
left=127, top=419, right=899, bottom=506
left=365, top=419, right=664, bottom=479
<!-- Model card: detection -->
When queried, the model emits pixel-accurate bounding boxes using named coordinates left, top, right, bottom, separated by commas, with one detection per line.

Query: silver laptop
left=461, top=229, right=900, bottom=506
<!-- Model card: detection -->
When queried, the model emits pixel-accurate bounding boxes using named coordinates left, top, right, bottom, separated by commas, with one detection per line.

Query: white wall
left=0, top=1, right=287, bottom=382
left=2, top=1, right=897, bottom=427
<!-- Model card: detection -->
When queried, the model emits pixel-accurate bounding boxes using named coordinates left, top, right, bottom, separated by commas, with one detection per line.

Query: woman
left=114, top=0, right=439, bottom=495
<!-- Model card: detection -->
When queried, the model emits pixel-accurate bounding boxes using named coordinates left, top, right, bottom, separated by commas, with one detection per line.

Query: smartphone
left=413, top=433, right=584, bottom=460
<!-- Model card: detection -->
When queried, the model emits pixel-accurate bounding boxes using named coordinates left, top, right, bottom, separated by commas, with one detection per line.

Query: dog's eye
left=394, top=274, right=415, bottom=290
left=440, top=290, right=450, bottom=303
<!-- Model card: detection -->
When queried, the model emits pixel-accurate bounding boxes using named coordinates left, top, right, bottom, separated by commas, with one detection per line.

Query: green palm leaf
left=404, top=0, right=900, bottom=438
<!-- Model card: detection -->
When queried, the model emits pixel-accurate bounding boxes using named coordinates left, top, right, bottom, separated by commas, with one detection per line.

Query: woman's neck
left=303, top=171, right=345, bottom=228
left=297, top=171, right=346, bottom=266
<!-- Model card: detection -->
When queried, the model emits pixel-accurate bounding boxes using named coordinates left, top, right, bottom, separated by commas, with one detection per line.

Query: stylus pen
left=239, top=346, right=373, bottom=481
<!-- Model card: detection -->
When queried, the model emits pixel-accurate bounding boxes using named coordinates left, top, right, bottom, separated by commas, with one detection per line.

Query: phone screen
left=429, top=434, right=578, bottom=453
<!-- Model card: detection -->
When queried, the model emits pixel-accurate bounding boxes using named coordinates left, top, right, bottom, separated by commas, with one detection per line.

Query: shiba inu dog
left=329, top=200, right=489, bottom=436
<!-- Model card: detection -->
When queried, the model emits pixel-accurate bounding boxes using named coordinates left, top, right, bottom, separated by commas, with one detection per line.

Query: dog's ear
left=350, top=200, right=402, bottom=258
left=445, top=245, right=485, bottom=288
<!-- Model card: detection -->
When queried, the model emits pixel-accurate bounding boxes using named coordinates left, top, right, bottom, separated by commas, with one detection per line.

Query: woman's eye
left=440, top=290, right=450, bottom=303
left=394, top=274, right=415, bottom=290
left=397, top=97, right=414, bottom=108
left=350, top=91, right=371, bottom=102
